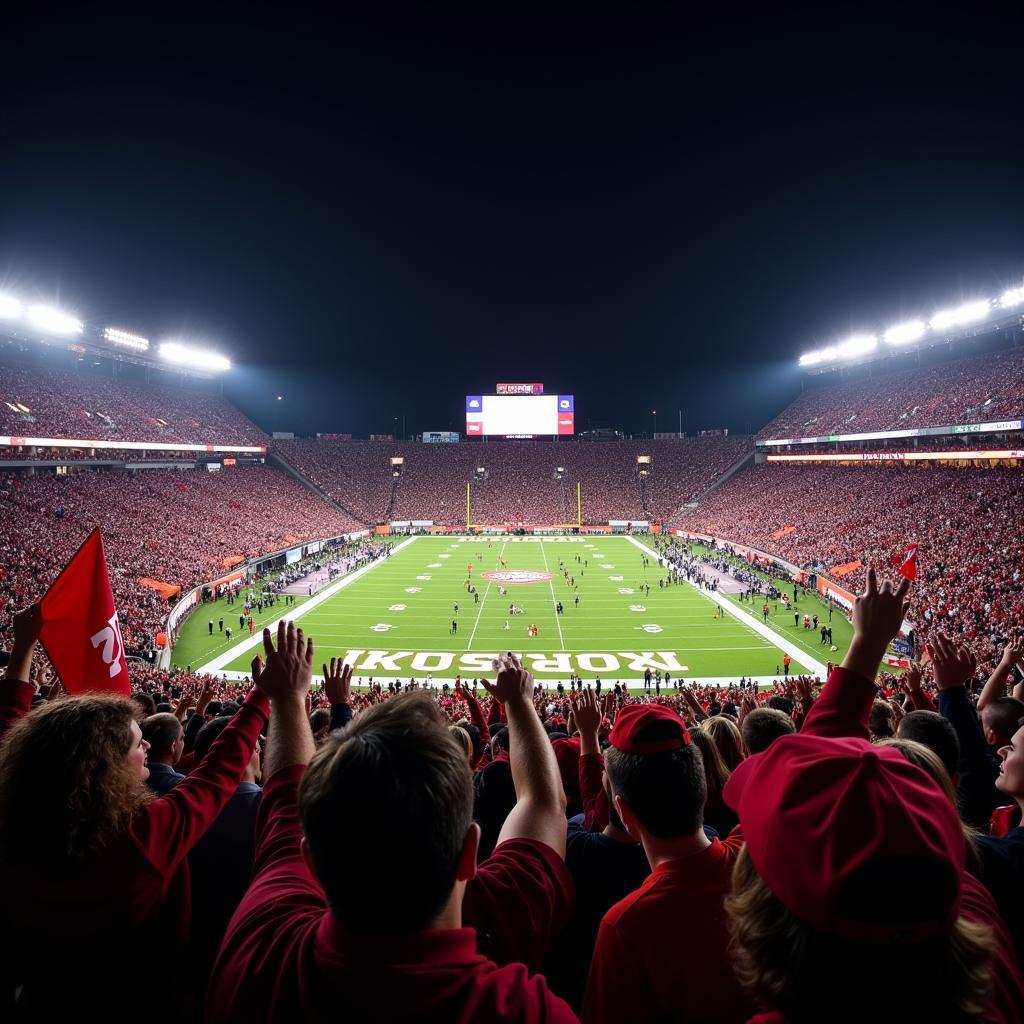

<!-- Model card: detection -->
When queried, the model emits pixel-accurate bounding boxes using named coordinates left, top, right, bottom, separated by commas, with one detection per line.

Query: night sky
left=2, top=12, right=1023, bottom=438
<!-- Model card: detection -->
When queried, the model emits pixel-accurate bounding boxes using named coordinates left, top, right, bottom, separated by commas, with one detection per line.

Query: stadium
left=2, top=15, right=1023, bottom=1024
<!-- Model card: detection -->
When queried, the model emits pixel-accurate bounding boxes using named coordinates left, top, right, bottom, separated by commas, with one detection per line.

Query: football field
left=182, top=535, right=836, bottom=686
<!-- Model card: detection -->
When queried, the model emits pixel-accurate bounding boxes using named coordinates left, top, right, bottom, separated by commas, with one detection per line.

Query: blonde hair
left=449, top=723, right=474, bottom=761
left=690, top=727, right=731, bottom=804
left=703, top=715, right=746, bottom=770
left=726, top=845, right=992, bottom=1021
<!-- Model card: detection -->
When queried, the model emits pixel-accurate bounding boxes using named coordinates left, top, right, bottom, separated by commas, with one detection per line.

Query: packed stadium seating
left=674, top=462, right=1024, bottom=671
left=0, top=465, right=359, bottom=653
left=758, top=346, right=1024, bottom=439
left=0, top=363, right=266, bottom=446
left=274, top=436, right=751, bottom=525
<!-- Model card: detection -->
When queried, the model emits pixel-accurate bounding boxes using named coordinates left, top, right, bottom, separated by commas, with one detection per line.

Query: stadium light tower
left=103, top=327, right=150, bottom=351
left=158, top=340, right=231, bottom=372
left=929, top=300, right=991, bottom=331
left=652, top=409, right=657, bottom=437
left=28, top=303, right=83, bottom=336
left=883, top=320, right=926, bottom=346
left=0, top=293, right=23, bottom=320
left=1001, top=285, right=1024, bottom=308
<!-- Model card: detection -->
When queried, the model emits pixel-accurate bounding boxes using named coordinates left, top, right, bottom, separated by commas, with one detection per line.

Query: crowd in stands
left=674, top=463, right=1024, bottom=673
left=759, top=347, right=1024, bottom=439
left=0, top=363, right=265, bottom=448
left=275, top=437, right=750, bottom=525
left=0, top=466, right=360, bottom=654
left=1, top=565, right=1022, bottom=1022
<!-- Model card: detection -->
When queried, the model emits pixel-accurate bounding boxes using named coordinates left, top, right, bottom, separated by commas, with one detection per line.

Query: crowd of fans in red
left=758, top=347, right=1024, bottom=439
left=0, top=466, right=360, bottom=654
left=0, top=363, right=265, bottom=448
left=1, top=566, right=1022, bottom=1023
left=275, top=436, right=750, bottom=525
left=674, top=463, right=1024, bottom=674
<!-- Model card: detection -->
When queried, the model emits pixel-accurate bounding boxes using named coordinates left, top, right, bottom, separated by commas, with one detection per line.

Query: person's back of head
left=132, top=692, right=157, bottom=718
left=0, top=695, right=151, bottom=868
left=981, top=696, right=1024, bottom=748
left=298, top=692, right=474, bottom=933
left=490, top=726, right=509, bottom=757
left=741, top=708, right=796, bottom=755
left=141, top=712, right=184, bottom=763
left=869, top=700, right=895, bottom=740
left=703, top=714, right=746, bottom=770
left=309, top=708, right=331, bottom=744
left=193, top=715, right=232, bottom=764
left=897, top=711, right=960, bottom=780
left=605, top=707, right=706, bottom=839
left=724, top=732, right=992, bottom=1023
left=767, top=695, right=794, bottom=716
left=690, top=727, right=731, bottom=806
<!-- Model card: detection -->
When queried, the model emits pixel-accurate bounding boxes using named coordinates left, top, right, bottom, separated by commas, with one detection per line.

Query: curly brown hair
left=0, top=695, right=153, bottom=867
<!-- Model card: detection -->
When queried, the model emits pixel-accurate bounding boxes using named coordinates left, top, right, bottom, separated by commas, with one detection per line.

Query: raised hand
left=903, top=663, right=924, bottom=692
left=480, top=654, right=533, bottom=708
left=251, top=621, right=314, bottom=702
left=323, top=657, right=353, bottom=706
left=852, top=568, right=911, bottom=652
left=999, top=638, right=1024, bottom=670
left=571, top=686, right=602, bottom=738
left=930, top=632, right=977, bottom=691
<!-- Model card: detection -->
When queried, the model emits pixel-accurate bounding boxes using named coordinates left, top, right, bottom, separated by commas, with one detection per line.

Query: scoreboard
left=466, top=394, right=574, bottom=436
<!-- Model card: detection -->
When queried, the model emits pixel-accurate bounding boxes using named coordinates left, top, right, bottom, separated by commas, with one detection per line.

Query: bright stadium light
left=0, top=293, right=23, bottom=320
left=836, top=334, right=877, bottom=359
left=103, top=327, right=150, bottom=351
left=799, top=350, right=823, bottom=366
left=930, top=300, right=992, bottom=331
left=28, top=303, right=83, bottom=336
left=159, top=340, right=231, bottom=372
left=883, top=320, right=926, bottom=345
left=1000, top=285, right=1024, bottom=309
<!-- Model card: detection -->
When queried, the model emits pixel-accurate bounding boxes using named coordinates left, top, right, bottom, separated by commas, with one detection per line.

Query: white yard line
left=217, top=669, right=797, bottom=689
left=538, top=538, right=566, bottom=650
left=466, top=540, right=507, bottom=649
left=195, top=536, right=420, bottom=674
left=623, top=535, right=829, bottom=676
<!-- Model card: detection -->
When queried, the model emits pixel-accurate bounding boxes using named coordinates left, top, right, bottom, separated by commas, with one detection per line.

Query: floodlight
left=817, top=346, right=838, bottom=362
left=28, top=304, right=83, bottom=336
left=930, top=300, right=991, bottom=331
left=836, top=334, right=877, bottom=359
left=158, top=340, right=231, bottom=372
left=883, top=320, right=926, bottom=345
left=103, top=327, right=150, bottom=351
left=0, top=293, right=22, bottom=320
left=799, top=350, right=822, bottom=366
left=1000, top=286, right=1024, bottom=309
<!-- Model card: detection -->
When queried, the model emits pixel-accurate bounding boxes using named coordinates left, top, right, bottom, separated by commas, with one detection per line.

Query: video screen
left=466, top=395, right=574, bottom=435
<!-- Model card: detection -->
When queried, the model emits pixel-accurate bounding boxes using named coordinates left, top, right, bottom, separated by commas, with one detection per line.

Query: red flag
left=38, top=528, right=130, bottom=695
left=898, top=542, right=919, bottom=582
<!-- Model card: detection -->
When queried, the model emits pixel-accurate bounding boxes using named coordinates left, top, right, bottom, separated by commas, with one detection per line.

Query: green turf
left=178, top=535, right=847, bottom=682
left=173, top=592, right=310, bottom=671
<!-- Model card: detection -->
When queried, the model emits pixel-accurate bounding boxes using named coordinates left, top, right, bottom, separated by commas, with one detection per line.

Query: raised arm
left=977, top=639, right=1023, bottom=713
left=572, top=688, right=609, bottom=831
left=260, top=621, right=317, bottom=780
left=1, top=606, right=42, bottom=739
left=481, top=655, right=566, bottom=857
left=931, top=632, right=1001, bottom=829
left=803, top=569, right=909, bottom=739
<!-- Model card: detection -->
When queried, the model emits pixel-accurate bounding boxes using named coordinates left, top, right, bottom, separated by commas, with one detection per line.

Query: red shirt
left=0, top=682, right=268, bottom=1022
left=207, top=765, right=578, bottom=1023
left=583, top=835, right=752, bottom=1024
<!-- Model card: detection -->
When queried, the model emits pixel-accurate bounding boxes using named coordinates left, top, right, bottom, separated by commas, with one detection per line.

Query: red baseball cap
left=724, top=733, right=964, bottom=944
left=609, top=704, right=690, bottom=754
